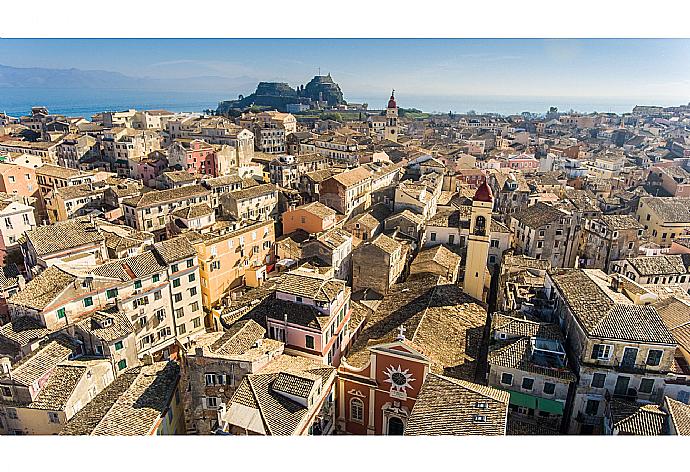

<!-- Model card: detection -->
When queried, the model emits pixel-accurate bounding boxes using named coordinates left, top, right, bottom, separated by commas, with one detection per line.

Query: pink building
left=503, top=153, right=539, bottom=171
left=169, top=139, right=218, bottom=177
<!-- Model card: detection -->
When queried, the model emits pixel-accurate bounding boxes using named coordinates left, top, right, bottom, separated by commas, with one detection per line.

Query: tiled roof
left=488, top=337, right=576, bottom=381
left=328, top=166, right=372, bottom=188
left=122, top=184, right=208, bottom=208
left=272, top=371, right=318, bottom=398
left=163, top=170, right=196, bottom=183
left=405, top=373, right=508, bottom=436
left=0, top=316, right=52, bottom=347
left=275, top=271, right=345, bottom=303
left=153, top=235, right=197, bottom=264
left=60, top=361, right=180, bottom=435
left=172, top=202, right=213, bottom=220
left=550, top=269, right=675, bottom=344
left=369, top=232, right=402, bottom=255
left=210, top=319, right=266, bottom=356
left=427, top=209, right=460, bottom=228
left=227, top=183, right=276, bottom=201
left=655, top=297, right=690, bottom=352
left=491, top=313, right=563, bottom=339
left=25, top=216, right=104, bottom=256
left=29, top=364, right=87, bottom=410
left=512, top=202, right=567, bottom=228
left=298, top=201, right=336, bottom=219
left=641, top=197, right=690, bottom=223
left=345, top=273, right=487, bottom=381
left=9, top=265, right=76, bottom=310
left=77, top=310, right=134, bottom=342
left=597, top=214, right=643, bottom=231
left=626, top=255, right=688, bottom=277
left=314, top=227, right=351, bottom=249
left=665, top=397, right=690, bottom=435
left=92, top=251, right=166, bottom=281
left=410, top=245, right=461, bottom=279
left=226, top=355, right=335, bottom=435
left=9, top=337, right=74, bottom=387
left=609, top=399, right=667, bottom=435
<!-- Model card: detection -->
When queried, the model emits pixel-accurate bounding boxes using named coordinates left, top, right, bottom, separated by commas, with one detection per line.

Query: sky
left=1, top=39, right=689, bottom=102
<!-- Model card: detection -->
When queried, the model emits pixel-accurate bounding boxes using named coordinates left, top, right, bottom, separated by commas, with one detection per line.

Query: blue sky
left=1, top=39, right=689, bottom=101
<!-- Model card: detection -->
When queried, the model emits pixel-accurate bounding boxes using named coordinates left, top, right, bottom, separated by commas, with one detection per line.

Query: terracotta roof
left=8, top=337, right=74, bottom=387
left=9, top=265, right=76, bottom=311
left=60, top=361, right=180, bottom=435
left=153, top=235, right=197, bottom=264
left=609, top=399, right=667, bottom=435
left=25, top=216, right=104, bottom=257
left=297, top=201, right=336, bottom=220
left=405, top=373, right=508, bottom=435
left=275, top=270, right=345, bottom=303
left=0, top=316, right=52, bottom=347
left=665, top=396, right=690, bottom=435
left=328, top=166, right=372, bottom=188
left=550, top=269, right=675, bottom=344
left=227, top=183, right=276, bottom=201
left=625, top=255, right=688, bottom=277
left=122, top=184, right=208, bottom=208
left=29, top=364, right=87, bottom=410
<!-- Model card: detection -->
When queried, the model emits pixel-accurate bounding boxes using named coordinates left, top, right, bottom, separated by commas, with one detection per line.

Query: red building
left=169, top=139, right=219, bottom=177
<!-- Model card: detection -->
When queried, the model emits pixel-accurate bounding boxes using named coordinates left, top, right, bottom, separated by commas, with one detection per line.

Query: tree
left=320, top=112, right=343, bottom=122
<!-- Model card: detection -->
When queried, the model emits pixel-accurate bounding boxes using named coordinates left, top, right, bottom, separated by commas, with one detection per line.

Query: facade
left=191, top=220, right=275, bottom=311
left=319, top=166, right=373, bottom=215
left=302, top=227, right=353, bottom=281
left=352, top=233, right=406, bottom=295
left=636, top=197, right=690, bottom=247
left=510, top=202, right=576, bottom=268
left=579, top=215, right=645, bottom=270
left=219, top=183, right=278, bottom=221
left=282, top=201, right=337, bottom=235
left=546, top=269, right=677, bottom=434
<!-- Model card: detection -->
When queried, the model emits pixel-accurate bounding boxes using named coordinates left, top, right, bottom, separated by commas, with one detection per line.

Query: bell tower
left=385, top=90, right=398, bottom=142
left=463, top=180, right=493, bottom=301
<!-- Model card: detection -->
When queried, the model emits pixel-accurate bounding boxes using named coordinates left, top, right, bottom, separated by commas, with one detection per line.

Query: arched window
left=350, top=398, right=364, bottom=422
left=474, top=215, right=486, bottom=236
left=387, top=416, right=405, bottom=435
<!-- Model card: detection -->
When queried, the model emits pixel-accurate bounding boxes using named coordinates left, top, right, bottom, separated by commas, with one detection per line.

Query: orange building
left=192, top=220, right=275, bottom=312
left=282, top=201, right=337, bottom=235
left=0, top=162, right=40, bottom=201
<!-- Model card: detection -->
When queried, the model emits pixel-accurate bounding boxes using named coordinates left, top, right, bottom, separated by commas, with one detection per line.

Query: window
left=187, top=259, right=194, bottom=268
left=590, top=344, right=612, bottom=360
left=639, top=378, right=654, bottom=394
left=171, top=263, right=179, bottom=272
left=188, top=273, right=196, bottom=283
left=189, top=287, right=197, bottom=297
left=48, top=412, right=60, bottom=424
left=178, top=323, right=186, bottom=335
left=106, top=288, right=118, bottom=299
left=191, top=302, right=199, bottom=312
left=117, top=359, right=127, bottom=371
left=153, top=274, right=160, bottom=283
left=475, top=402, right=488, bottom=409
left=350, top=398, right=364, bottom=422
left=174, top=293, right=182, bottom=303
left=473, top=415, right=487, bottom=423
left=537, top=241, right=543, bottom=248
left=154, top=290, right=162, bottom=301
left=134, top=280, right=142, bottom=290
left=192, top=317, right=201, bottom=328
left=114, top=341, right=124, bottom=351
left=57, top=307, right=66, bottom=319
left=646, top=350, right=663, bottom=366
left=305, top=335, right=314, bottom=349
left=500, top=372, right=513, bottom=386
left=173, top=278, right=181, bottom=288
left=521, top=377, right=534, bottom=391
left=448, top=234, right=455, bottom=245
left=175, top=308, right=184, bottom=318
left=543, top=382, right=556, bottom=395
left=430, top=232, right=436, bottom=242
left=585, top=399, right=599, bottom=416
left=1, top=386, right=11, bottom=397
left=83, top=297, right=93, bottom=308
left=490, top=239, right=499, bottom=248
left=205, top=397, right=219, bottom=409
left=591, top=373, right=606, bottom=388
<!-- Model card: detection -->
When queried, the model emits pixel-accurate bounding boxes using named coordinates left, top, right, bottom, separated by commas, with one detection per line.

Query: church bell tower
left=385, top=90, right=398, bottom=142
left=463, top=180, right=493, bottom=301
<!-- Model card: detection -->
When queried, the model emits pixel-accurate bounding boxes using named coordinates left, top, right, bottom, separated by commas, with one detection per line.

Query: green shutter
left=118, top=360, right=127, bottom=370
left=508, top=391, right=538, bottom=409
left=537, top=397, right=564, bottom=415
left=115, top=341, right=123, bottom=351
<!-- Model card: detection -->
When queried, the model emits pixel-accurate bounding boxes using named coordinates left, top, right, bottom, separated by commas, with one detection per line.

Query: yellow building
left=193, top=220, right=275, bottom=313
left=636, top=196, right=690, bottom=247
left=463, top=181, right=493, bottom=301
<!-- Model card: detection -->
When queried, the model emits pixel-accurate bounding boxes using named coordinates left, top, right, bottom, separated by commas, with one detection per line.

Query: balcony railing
left=585, top=357, right=660, bottom=374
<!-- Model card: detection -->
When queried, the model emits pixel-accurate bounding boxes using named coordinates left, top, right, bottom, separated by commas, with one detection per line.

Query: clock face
left=383, top=365, right=415, bottom=393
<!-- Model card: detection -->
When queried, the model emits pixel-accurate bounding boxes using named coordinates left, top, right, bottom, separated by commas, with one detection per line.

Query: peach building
left=282, top=201, right=337, bottom=235
left=192, top=220, right=275, bottom=312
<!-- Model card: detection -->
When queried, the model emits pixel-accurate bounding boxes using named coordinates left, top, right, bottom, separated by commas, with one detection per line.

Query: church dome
left=387, top=90, right=397, bottom=109
left=473, top=180, right=493, bottom=202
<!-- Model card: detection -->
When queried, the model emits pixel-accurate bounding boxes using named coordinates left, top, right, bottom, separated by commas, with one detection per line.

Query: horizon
left=1, top=39, right=690, bottom=109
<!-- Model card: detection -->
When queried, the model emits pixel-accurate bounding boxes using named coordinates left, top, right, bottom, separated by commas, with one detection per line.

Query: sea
left=0, top=87, right=680, bottom=119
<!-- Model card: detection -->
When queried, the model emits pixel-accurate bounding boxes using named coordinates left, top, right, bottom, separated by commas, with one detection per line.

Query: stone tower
left=385, top=90, right=398, bottom=142
left=463, top=180, right=493, bottom=301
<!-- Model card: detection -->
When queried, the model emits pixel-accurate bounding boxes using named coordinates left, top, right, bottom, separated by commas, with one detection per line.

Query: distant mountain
left=0, top=64, right=257, bottom=93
